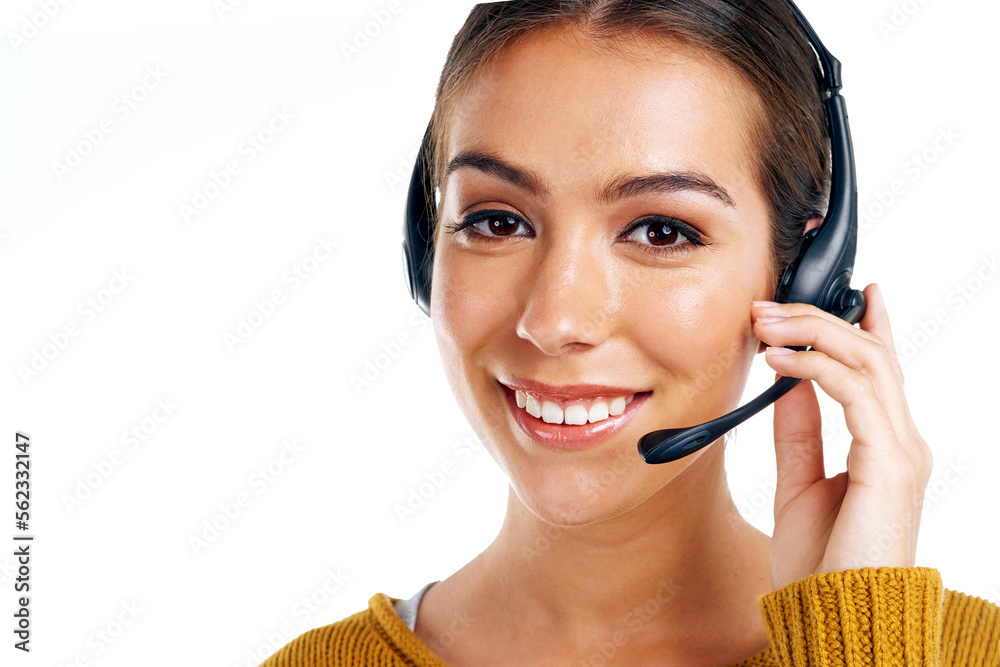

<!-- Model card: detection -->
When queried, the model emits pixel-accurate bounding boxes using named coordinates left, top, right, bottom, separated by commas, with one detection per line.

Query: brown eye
left=645, top=222, right=680, bottom=246
left=484, top=213, right=520, bottom=236
left=444, top=209, right=534, bottom=245
left=618, top=215, right=707, bottom=259
left=462, top=210, right=531, bottom=238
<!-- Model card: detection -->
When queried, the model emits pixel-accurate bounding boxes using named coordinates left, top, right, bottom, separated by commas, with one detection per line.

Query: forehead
left=445, top=24, right=764, bottom=204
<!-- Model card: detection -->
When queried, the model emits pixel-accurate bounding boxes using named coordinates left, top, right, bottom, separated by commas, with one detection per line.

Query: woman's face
left=431, top=25, right=777, bottom=525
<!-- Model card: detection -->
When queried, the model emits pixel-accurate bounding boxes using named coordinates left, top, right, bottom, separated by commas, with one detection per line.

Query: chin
left=510, top=458, right=661, bottom=527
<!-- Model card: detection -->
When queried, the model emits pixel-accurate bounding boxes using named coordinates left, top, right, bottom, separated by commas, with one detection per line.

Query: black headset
left=401, top=0, right=867, bottom=465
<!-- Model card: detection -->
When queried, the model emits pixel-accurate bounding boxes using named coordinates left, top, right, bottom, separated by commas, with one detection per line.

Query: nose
left=515, top=234, right=617, bottom=355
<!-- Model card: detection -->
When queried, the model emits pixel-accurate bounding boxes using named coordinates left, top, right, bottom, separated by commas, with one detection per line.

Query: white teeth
left=511, top=387, right=640, bottom=425
left=526, top=395, right=542, bottom=418
left=609, top=397, right=626, bottom=416
left=541, top=401, right=563, bottom=424
left=564, top=405, right=589, bottom=425
left=587, top=402, right=609, bottom=423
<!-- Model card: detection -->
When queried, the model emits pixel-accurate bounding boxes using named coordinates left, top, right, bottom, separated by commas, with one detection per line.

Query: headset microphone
left=401, top=0, right=867, bottom=465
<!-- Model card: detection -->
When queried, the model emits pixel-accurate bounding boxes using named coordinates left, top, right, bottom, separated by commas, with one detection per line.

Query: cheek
left=633, top=279, right=740, bottom=362
left=430, top=243, right=517, bottom=424
left=629, top=264, right=762, bottom=414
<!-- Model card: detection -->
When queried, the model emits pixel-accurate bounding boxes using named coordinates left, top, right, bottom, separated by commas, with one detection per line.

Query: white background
left=1, top=0, right=998, bottom=664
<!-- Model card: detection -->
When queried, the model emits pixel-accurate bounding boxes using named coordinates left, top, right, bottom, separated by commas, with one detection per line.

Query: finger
left=752, top=300, right=883, bottom=345
left=857, top=283, right=921, bottom=453
left=772, top=373, right=826, bottom=510
left=859, top=283, right=905, bottom=387
left=755, top=310, right=910, bottom=443
left=764, top=348, right=908, bottom=488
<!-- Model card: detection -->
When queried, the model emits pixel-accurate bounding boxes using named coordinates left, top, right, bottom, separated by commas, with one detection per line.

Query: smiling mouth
left=512, top=389, right=641, bottom=425
left=498, top=379, right=653, bottom=449
left=499, top=381, right=654, bottom=449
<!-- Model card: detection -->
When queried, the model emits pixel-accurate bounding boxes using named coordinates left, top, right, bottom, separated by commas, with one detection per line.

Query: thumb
left=773, top=373, right=825, bottom=510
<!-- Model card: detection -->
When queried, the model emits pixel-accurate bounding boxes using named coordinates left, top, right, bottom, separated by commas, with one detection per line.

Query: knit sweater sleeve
left=756, top=566, right=1000, bottom=667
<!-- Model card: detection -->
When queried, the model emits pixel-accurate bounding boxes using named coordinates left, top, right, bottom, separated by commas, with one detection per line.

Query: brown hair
left=424, top=0, right=830, bottom=285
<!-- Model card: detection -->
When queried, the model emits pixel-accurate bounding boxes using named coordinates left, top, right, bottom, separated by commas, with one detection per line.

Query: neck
left=420, top=445, right=775, bottom=664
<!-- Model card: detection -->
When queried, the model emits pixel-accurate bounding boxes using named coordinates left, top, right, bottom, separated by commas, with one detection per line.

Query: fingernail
left=753, top=301, right=782, bottom=308
left=757, top=316, right=787, bottom=324
left=766, top=346, right=796, bottom=356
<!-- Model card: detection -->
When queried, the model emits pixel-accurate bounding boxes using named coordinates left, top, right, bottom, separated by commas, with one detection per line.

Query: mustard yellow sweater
left=260, top=567, right=1000, bottom=666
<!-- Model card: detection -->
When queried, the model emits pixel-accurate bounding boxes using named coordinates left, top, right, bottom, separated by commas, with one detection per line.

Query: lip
left=500, top=381, right=653, bottom=450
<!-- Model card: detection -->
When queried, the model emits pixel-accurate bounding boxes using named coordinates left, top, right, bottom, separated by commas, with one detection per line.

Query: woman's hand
left=751, top=283, right=934, bottom=591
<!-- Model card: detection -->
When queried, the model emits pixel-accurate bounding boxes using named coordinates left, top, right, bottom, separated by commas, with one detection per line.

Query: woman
left=266, top=1, right=999, bottom=665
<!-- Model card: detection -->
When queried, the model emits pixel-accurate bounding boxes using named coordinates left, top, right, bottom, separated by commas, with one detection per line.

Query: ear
left=803, top=215, right=823, bottom=235
left=756, top=216, right=824, bottom=355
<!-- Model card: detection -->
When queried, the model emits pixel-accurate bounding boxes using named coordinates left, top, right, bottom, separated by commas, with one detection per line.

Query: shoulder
left=940, top=586, right=1000, bottom=666
left=258, top=593, right=448, bottom=667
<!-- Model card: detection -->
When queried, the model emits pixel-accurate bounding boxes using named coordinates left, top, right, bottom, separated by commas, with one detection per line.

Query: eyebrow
left=445, top=149, right=735, bottom=208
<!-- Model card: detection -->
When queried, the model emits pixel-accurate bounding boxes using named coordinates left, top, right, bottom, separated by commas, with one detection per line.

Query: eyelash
left=443, top=209, right=710, bottom=258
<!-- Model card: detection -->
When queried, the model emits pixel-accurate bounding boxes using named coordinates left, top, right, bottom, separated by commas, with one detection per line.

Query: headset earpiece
left=769, top=81, right=866, bottom=326
left=402, top=126, right=434, bottom=317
